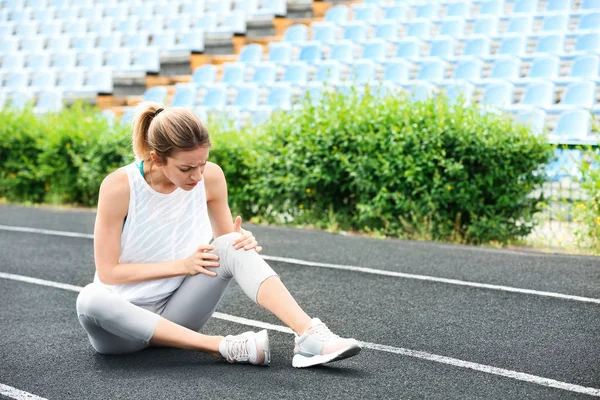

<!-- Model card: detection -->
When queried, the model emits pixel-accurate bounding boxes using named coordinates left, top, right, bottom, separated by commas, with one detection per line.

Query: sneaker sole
left=256, top=329, right=271, bottom=366
left=292, top=343, right=362, bottom=368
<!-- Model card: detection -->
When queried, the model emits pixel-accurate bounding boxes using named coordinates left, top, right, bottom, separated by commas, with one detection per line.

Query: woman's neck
left=145, top=161, right=177, bottom=193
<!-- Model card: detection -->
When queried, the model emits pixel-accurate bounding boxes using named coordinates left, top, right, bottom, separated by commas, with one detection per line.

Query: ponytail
left=132, top=102, right=162, bottom=161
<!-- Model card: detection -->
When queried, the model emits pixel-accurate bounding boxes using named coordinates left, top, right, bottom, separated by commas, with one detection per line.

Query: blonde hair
left=132, top=102, right=210, bottom=163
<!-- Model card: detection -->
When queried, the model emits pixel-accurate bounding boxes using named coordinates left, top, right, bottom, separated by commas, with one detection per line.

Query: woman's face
left=156, top=146, right=210, bottom=191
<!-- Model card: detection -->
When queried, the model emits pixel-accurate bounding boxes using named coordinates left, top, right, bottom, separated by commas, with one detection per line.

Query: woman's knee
left=76, top=284, right=117, bottom=321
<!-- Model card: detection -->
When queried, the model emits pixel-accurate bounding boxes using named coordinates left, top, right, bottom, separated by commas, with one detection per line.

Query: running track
left=0, top=204, right=598, bottom=399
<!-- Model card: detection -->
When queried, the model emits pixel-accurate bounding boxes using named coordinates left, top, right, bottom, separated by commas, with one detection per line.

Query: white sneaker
left=219, top=329, right=271, bottom=366
left=292, top=318, right=361, bottom=368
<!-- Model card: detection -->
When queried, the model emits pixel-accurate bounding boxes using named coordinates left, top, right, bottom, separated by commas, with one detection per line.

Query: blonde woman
left=76, top=104, right=361, bottom=368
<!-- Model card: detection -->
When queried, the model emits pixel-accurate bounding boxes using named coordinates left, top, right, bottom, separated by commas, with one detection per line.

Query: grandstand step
left=96, top=95, right=126, bottom=110
left=274, top=16, right=316, bottom=36
left=190, top=54, right=238, bottom=74
left=126, top=96, right=143, bottom=107
left=146, top=75, right=175, bottom=89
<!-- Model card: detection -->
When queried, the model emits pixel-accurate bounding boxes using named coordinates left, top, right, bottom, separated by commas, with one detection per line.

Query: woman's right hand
left=181, top=245, right=220, bottom=277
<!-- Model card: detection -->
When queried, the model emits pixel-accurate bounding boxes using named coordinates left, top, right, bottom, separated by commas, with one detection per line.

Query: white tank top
left=93, top=160, right=213, bottom=304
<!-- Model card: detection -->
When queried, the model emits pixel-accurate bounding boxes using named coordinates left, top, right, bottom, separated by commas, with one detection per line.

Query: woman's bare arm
left=94, top=169, right=186, bottom=285
left=204, top=162, right=236, bottom=239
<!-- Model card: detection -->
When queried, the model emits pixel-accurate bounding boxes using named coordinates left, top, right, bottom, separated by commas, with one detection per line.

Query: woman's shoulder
left=203, top=162, right=226, bottom=202
left=99, top=167, right=130, bottom=206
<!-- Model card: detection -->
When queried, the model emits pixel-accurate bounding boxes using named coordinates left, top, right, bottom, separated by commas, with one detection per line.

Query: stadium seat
left=494, top=35, right=526, bottom=58
left=405, top=20, right=431, bottom=39
left=518, top=56, right=560, bottom=85
left=312, top=22, right=337, bottom=44
left=581, top=0, right=600, bottom=10
left=539, top=15, right=568, bottom=33
left=221, top=63, right=246, bottom=85
left=78, top=51, right=103, bottom=69
left=555, top=55, right=599, bottom=85
left=106, top=49, right=131, bottom=70
left=479, top=0, right=503, bottom=15
left=97, top=34, right=122, bottom=51
left=346, top=60, right=377, bottom=85
left=324, top=5, right=349, bottom=24
left=506, top=80, right=555, bottom=110
left=9, top=90, right=35, bottom=110
left=268, top=42, right=292, bottom=64
left=143, top=86, right=168, bottom=104
left=522, top=34, right=564, bottom=61
left=85, top=68, right=113, bottom=94
left=444, top=81, right=476, bottom=104
left=344, top=21, right=369, bottom=42
left=550, top=109, right=593, bottom=144
left=414, top=3, right=439, bottom=19
left=72, top=36, right=96, bottom=52
left=198, top=85, right=227, bottom=110
left=481, top=81, right=514, bottom=108
left=230, top=84, right=258, bottom=111
left=351, top=4, right=379, bottom=22
left=56, top=69, right=84, bottom=92
left=192, top=64, right=217, bottom=87
left=546, top=0, right=572, bottom=12
left=515, top=108, right=546, bottom=135
left=486, top=56, right=521, bottom=81
left=330, top=41, right=354, bottom=63
left=298, top=42, right=323, bottom=63
left=314, top=60, right=342, bottom=83
left=373, top=21, right=398, bottom=40
left=382, top=4, right=406, bottom=20
left=504, top=16, right=533, bottom=35
left=30, top=70, right=56, bottom=91
left=251, top=62, right=277, bottom=85
left=446, top=2, right=470, bottom=18
left=444, top=57, right=483, bottom=83
left=428, top=36, right=456, bottom=59
left=259, top=83, right=293, bottom=111
left=410, top=81, right=437, bottom=101
left=238, top=44, right=263, bottom=65
left=472, top=16, right=498, bottom=36
left=284, top=24, right=308, bottom=43
left=564, top=33, right=600, bottom=60
left=463, top=35, right=491, bottom=57
left=439, top=18, right=465, bottom=37
left=282, top=62, right=308, bottom=85
left=171, top=84, right=197, bottom=107
left=34, top=89, right=63, bottom=114
left=362, top=39, right=388, bottom=62
left=52, top=52, right=77, bottom=69
left=150, top=31, right=176, bottom=51
left=4, top=72, right=29, bottom=91
left=394, top=37, right=422, bottom=61
left=415, top=59, right=446, bottom=83
left=383, top=59, right=411, bottom=84
left=547, top=80, right=596, bottom=113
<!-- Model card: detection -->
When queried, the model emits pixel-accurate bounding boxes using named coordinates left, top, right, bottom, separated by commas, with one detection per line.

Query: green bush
left=0, top=91, right=554, bottom=245
left=0, top=104, right=132, bottom=206
left=243, top=88, right=554, bottom=244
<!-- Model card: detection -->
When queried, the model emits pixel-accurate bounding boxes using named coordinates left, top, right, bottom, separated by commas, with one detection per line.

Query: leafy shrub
left=245, top=88, right=554, bottom=244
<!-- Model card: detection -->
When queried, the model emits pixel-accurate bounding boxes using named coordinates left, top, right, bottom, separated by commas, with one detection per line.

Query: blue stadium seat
left=518, top=56, right=560, bottom=85
left=85, top=68, right=113, bottom=94
left=415, top=59, right=446, bottom=83
left=298, top=42, right=323, bottom=63
left=198, top=85, right=227, bottom=110
left=494, top=35, right=526, bottom=58
left=382, top=4, right=406, bottom=20
left=175, top=30, right=205, bottom=53
left=260, top=83, right=293, bottom=110
left=382, top=59, right=410, bottom=85
left=171, top=83, right=197, bottom=107
left=46, top=35, right=70, bottom=52
left=151, top=31, right=176, bottom=51
left=539, top=15, right=568, bottom=33
left=413, top=3, right=439, bottom=19
left=1, top=52, right=25, bottom=72
left=4, top=71, right=28, bottom=91
left=351, top=4, right=379, bottom=22
left=222, top=63, right=246, bottom=85
left=463, top=35, right=491, bottom=57
left=523, top=34, right=563, bottom=61
left=394, top=37, right=422, bottom=61
left=251, top=62, right=277, bottom=85
left=550, top=109, right=593, bottom=144
left=30, top=70, right=56, bottom=91
left=478, top=0, right=503, bottom=15
left=444, top=57, right=483, bottom=82
left=143, top=86, right=168, bottom=104
left=515, top=108, right=546, bottom=135
left=97, top=34, right=122, bottom=51
left=238, top=44, right=263, bottom=65
left=9, top=90, right=35, bottom=110
left=428, top=36, right=455, bottom=59
left=314, top=60, right=342, bottom=83
left=284, top=24, right=308, bottom=43
left=78, top=51, right=103, bottom=69
left=34, top=89, right=63, bottom=114
left=547, top=80, right=596, bottom=113
left=439, top=18, right=465, bottom=37
left=446, top=2, right=470, bottom=18
left=52, top=52, right=77, bottom=69
left=578, top=12, right=600, bottom=31
left=373, top=21, right=398, bottom=40
left=581, top=0, right=600, bottom=10
left=506, top=80, right=554, bottom=110
left=486, top=56, right=521, bottom=81
left=512, top=0, right=537, bottom=14
left=39, top=21, right=61, bottom=37
left=192, top=64, right=217, bottom=87
left=343, top=21, right=368, bottom=42
left=26, top=53, right=50, bottom=70
left=0, top=38, right=18, bottom=53
left=565, top=33, right=600, bottom=60
left=15, top=22, right=37, bottom=37
left=545, top=0, right=572, bottom=12
left=302, top=81, right=328, bottom=103
left=325, top=5, right=349, bottom=24
left=555, top=55, right=599, bottom=85
left=124, top=33, right=149, bottom=49
left=130, top=48, right=159, bottom=74
left=268, top=42, right=292, bottom=64
left=72, top=35, right=96, bottom=52
left=405, top=20, right=431, bottom=39
left=504, top=16, right=533, bottom=35
left=312, top=22, right=337, bottom=44
left=329, top=41, right=354, bottom=63
left=362, top=39, right=388, bottom=62
left=346, top=60, right=377, bottom=85
left=481, top=81, right=514, bottom=108
left=230, top=84, right=258, bottom=111
left=472, top=16, right=498, bottom=36
left=282, top=62, right=308, bottom=85
left=56, top=69, right=83, bottom=92
left=21, top=37, right=45, bottom=53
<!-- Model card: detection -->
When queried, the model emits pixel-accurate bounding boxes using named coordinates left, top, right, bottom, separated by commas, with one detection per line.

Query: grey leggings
left=76, top=232, right=278, bottom=355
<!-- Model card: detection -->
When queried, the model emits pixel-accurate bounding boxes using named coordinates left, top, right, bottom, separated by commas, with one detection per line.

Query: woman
left=76, top=103, right=361, bottom=368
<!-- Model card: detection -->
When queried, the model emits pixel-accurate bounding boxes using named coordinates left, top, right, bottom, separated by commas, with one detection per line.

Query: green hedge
left=0, top=91, right=554, bottom=244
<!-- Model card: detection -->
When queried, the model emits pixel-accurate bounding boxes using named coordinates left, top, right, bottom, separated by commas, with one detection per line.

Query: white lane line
left=1, top=224, right=599, bottom=305
left=1, top=272, right=599, bottom=397
left=0, top=383, right=47, bottom=400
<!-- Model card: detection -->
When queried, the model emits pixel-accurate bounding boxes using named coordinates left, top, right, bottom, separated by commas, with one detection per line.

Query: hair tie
left=154, top=108, right=164, bottom=117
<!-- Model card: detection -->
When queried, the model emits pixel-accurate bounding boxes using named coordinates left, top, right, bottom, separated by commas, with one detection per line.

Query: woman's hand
left=182, top=245, right=220, bottom=277
left=232, top=216, right=263, bottom=253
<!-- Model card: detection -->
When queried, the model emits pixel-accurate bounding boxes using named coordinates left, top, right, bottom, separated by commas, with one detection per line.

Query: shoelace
left=226, top=337, right=250, bottom=362
left=311, top=322, right=340, bottom=341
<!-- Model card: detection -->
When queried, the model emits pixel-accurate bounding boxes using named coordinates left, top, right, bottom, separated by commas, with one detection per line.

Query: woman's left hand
left=233, top=216, right=262, bottom=253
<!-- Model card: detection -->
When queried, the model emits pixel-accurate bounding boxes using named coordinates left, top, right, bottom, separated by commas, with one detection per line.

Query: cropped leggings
left=76, top=232, right=278, bottom=355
